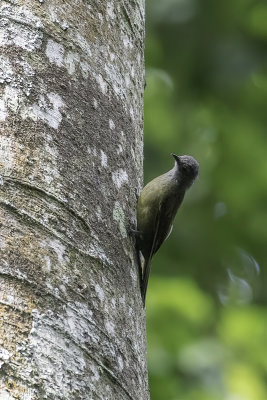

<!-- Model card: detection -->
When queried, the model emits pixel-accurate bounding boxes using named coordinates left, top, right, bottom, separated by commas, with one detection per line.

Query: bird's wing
left=150, top=199, right=172, bottom=255
left=141, top=199, right=176, bottom=305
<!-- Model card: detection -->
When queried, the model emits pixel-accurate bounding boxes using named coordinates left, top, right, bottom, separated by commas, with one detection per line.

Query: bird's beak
left=171, top=153, right=180, bottom=163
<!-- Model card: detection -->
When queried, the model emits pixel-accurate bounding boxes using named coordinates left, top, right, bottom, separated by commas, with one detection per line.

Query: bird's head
left=171, top=153, right=199, bottom=188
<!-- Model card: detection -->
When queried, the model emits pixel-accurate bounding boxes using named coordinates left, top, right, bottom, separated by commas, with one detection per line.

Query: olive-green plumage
left=137, top=154, right=199, bottom=305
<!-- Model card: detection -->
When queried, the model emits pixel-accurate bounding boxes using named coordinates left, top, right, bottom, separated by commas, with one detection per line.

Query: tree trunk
left=0, top=1, right=148, bottom=399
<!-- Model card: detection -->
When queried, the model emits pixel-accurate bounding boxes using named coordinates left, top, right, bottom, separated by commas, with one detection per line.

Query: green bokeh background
left=144, top=1, right=267, bottom=398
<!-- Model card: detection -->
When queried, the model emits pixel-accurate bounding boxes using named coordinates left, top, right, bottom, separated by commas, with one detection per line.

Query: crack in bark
left=2, top=176, right=92, bottom=235
left=0, top=200, right=100, bottom=261
left=88, top=353, right=137, bottom=400
left=0, top=13, right=44, bottom=32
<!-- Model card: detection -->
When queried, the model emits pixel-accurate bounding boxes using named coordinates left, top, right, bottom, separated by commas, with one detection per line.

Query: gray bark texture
left=0, top=1, right=148, bottom=399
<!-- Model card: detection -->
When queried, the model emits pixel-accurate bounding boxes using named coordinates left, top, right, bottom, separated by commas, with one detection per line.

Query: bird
left=136, top=153, right=199, bottom=306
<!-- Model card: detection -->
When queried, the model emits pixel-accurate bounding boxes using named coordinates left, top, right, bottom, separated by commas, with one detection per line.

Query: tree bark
left=0, top=1, right=148, bottom=399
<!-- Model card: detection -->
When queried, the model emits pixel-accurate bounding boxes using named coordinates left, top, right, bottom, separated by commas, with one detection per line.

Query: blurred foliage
left=144, top=0, right=267, bottom=398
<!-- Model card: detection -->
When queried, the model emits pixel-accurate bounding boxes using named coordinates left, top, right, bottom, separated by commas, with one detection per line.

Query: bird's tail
left=141, top=256, right=152, bottom=307
left=141, top=213, right=160, bottom=307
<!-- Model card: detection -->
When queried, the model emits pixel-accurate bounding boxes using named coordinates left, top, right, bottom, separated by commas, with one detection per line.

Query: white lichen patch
left=80, top=60, right=90, bottom=79
left=97, top=12, right=104, bottom=23
left=40, top=239, right=69, bottom=274
left=104, top=62, right=121, bottom=95
left=111, top=298, right=116, bottom=309
left=109, top=119, right=115, bottom=130
left=122, top=34, right=133, bottom=50
left=0, top=56, right=35, bottom=97
left=0, top=86, right=20, bottom=121
left=0, top=348, right=12, bottom=368
left=20, top=60, right=35, bottom=95
left=44, top=134, right=58, bottom=158
left=46, top=39, right=65, bottom=67
left=129, top=106, right=134, bottom=121
left=0, top=136, right=14, bottom=172
left=4, top=86, right=19, bottom=112
left=90, top=364, right=100, bottom=382
left=46, top=4, right=69, bottom=30
left=31, top=92, right=65, bottom=129
left=130, top=145, right=136, bottom=161
left=112, top=169, right=128, bottom=189
left=0, top=5, right=43, bottom=51
left=128, top=306, right=133, bottom=318
left=46, top=239, right=68, bottom=265
left=88, top=242, right=110, bottom=263
left=117, top=144, right=123, bottom=154
left=125, top=74, right=131, bottom=87
left=0, top=99, right=7, bottom=121
left=130, top=266, right=137, bottom=283
left=119, top=295, right=126, bottom=306
left=74, top=32, right=92, bottom=57
left=117, top=355, right=124, bottom=372
left=130, top=65, right=136, bottom=78
left=95, top=284, right=104, bottom=302
left=95, top=206, right=103, bottom=221
left=42, top=255, right=51, bottom=274
left=0, top=56, right=14, bottom=84
left=106, top=2, right=115, bottom=20
left=41, top=137, right=61, bottom=185
left=113, top=201, right=127, bottom=238
left=0, top=390, right=15, bottom=400
left=92, top=98, right=98, bottom=108
left=105, top=321, right=115, bottom=336
left=96, top=74, right=107, bottom=94
left=100, top=150, right=108, bottom=167
left=64, top=51, right=80, bottom=75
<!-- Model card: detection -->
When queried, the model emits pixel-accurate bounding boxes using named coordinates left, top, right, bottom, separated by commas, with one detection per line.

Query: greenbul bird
left=136, top=154, right=199, bottom=305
